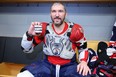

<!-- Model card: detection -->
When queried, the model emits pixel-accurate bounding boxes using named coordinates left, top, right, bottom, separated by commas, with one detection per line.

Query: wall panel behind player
left=0, top=3, right=115, bottom=41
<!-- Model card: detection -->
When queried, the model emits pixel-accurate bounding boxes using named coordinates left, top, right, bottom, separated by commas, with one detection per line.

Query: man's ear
left=50, top=13, right=51, bottom=17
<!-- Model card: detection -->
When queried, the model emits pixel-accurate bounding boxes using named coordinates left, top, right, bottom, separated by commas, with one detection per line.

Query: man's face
left=50, top=3, right=66, bottom=26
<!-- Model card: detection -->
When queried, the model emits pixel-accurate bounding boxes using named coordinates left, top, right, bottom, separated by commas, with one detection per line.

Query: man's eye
left=51, top=10, right=56, bottom=13
left=59, top=10, right=64, bottom=12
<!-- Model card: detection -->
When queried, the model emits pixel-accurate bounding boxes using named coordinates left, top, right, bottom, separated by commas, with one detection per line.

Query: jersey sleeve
left=21, top=31, right=43, bottom=53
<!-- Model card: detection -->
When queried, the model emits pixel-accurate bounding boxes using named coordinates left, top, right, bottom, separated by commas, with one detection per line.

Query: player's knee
left=17, top=70, right=34, bottom=77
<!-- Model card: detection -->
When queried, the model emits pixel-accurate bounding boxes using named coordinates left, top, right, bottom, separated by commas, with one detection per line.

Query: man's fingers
left=77, top=64, right=80, bottom=72
left=83, top=67, right=91, bottom=76
left=88, top=69, right=91, bottom=75
left=77, top=64, right=83, bottom=75
left=77, top=64, right=91, bottom=76
left=79, top=66, right=83, bottom=74
left=31, top=22, right=41, bottom=26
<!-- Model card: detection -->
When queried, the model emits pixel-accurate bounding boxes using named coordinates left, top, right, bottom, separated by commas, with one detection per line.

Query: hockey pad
left=59, top=37, right=75, bottom=59
left=69, top=24, right=84, bottom=43
left=59, top=44, right=75, bottom=59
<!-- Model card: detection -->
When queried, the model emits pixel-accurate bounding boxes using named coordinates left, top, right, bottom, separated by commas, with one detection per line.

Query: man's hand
left=77, top=61, right=91, bottom=76
left=28, top=22, right=42, bottom=36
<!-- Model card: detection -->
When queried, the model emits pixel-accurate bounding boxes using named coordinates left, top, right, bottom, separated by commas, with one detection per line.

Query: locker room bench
left=0, top=40, right=104, bottom=77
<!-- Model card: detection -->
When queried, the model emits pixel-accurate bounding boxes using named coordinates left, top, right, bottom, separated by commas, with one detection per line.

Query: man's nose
left=55, top=12, right=59, bottom=17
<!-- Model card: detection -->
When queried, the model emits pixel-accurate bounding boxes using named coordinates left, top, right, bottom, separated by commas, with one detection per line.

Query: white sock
left=17, top=70, right=34, bottom=77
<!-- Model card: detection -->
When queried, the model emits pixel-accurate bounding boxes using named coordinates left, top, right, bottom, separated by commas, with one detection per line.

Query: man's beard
left=51, top=17, right=65, bottom=27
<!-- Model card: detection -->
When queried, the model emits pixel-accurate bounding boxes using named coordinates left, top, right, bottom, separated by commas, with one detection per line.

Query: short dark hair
left=50, top=2, right=66, bottom=12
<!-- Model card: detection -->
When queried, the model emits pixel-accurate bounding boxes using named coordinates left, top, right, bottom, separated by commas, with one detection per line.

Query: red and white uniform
left=21, top=22, right=89, bottom=65
left=107, top=21, right=116, bottom=59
